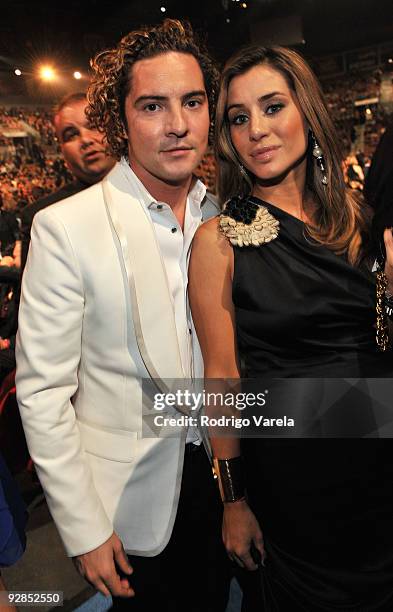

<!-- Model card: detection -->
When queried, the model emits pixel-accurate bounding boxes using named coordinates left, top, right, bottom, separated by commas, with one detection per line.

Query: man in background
left=20, top=92, right=115, bottom=267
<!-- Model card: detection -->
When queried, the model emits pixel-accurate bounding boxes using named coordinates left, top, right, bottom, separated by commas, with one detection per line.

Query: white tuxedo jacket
left=16, top=162, right=219, bottom=557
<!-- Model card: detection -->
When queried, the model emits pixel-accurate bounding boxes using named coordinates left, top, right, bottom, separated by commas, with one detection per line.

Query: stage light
left=365, top=108, right=372, bottom=116
left=14, top=69, right=22, bottom=76
left=73, top=71, right=82, bottom=80
left=39, top=65, right=56, bottom=81
left=226, top=17, right=231, bottom=23
left=241, top=2, right=247, bottom=7
left=160, top=6, right=166, bottom=11
left=389, top=58, right=393, bottom=64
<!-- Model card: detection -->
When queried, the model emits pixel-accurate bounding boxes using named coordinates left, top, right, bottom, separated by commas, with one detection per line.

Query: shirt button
left=157, top=204, right=163, bottom=210
left=171, top=227, right=177, bottom=233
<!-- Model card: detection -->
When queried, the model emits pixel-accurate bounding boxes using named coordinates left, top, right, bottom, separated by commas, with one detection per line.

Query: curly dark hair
left=87, top=19, right=219, bottom=160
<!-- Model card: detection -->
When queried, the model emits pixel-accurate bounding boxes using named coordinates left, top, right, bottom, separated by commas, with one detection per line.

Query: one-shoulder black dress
left=233, top=197, right=393, bottom=612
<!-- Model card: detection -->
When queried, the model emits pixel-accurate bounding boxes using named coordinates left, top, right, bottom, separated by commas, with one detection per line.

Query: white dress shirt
left=119, top=158, right=216, bottom=442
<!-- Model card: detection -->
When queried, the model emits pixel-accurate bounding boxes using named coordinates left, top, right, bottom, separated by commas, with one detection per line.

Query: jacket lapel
left=102, top=163, right=185, bottom=383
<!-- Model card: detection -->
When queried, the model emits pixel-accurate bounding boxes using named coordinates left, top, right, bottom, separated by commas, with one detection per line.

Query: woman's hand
left=223, top=499, right=265, bottom=571
left=384, top=228, right=393, bottom=294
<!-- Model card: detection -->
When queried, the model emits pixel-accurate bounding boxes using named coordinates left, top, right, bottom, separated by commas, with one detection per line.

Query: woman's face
left=226, top=63, right=309, bottom=183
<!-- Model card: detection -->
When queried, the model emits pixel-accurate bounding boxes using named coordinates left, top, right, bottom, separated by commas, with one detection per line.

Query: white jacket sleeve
left=16, top=207, right=113, bottom=556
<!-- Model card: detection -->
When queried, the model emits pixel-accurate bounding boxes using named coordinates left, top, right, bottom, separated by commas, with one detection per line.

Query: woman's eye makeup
left=229, top=113, right=248, bottom=125
left=228, top=100, right=285, bottom=125
left=265, top=102, right=285, bottom=114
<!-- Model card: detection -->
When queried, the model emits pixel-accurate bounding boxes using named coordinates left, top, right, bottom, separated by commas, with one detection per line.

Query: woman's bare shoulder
left=194, top=216, right=231, bottom=251
left=197, top=215, right=220, bottom=235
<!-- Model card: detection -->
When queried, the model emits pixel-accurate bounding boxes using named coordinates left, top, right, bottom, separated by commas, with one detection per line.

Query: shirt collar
left=119, top=156, right=207, bottom=211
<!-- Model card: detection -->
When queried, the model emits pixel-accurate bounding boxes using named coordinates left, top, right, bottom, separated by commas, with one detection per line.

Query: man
left=16, top=19, right=230, bottom=612
left=20, top=92, right=116, bottom=268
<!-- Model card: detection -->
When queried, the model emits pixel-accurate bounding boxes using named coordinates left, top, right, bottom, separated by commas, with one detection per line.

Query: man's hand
left=72, top=532, right=134, bottom=598
left=222, top=499, right=265, bottom=571
left=384, top=228, right=393, bottom=294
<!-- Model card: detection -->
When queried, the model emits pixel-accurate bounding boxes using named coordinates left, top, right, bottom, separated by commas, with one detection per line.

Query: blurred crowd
left=323, top=70, right=391, bottom=160
left=0, top=156, right=72, bottom=211
left=0, top=107, right=72, bottom=211
left=0, top=106, right=56, bottom=146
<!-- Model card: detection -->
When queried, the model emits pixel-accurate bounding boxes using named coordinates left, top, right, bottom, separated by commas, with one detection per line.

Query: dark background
left=1, top=0, right=393, bottom=100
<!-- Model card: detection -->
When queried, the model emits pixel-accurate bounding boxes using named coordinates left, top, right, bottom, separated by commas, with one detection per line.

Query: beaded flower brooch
left=219, top=196, right=279, bottom=247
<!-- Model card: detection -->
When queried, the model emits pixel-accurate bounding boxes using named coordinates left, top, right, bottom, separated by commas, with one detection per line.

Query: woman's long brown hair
left=216, top=45, right=366, bottom=265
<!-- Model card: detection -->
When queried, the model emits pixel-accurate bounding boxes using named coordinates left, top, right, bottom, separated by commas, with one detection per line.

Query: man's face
left=124, top=52, right=210, bottom=188
left=54, top=99, right=115, bottom=184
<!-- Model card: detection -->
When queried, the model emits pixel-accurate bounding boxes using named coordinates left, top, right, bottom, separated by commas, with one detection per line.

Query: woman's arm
left=189, top=218, right=240, bottom=452
left=189, top=218, right=264, bottom=570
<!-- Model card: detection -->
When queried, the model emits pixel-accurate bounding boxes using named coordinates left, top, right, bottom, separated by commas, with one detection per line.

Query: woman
left=189, top=46, right=393, bottom=611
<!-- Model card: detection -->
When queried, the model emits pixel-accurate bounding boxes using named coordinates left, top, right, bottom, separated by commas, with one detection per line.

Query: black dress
left=232, top=197, right=393, bottom=612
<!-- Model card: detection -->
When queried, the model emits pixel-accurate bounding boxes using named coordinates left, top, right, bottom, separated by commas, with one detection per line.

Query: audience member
left=19, top=92, right=116, bottom=268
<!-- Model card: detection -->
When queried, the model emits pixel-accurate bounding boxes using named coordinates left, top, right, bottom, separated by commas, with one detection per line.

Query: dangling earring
left=310, top=131, right=328, bottom=185
left=239, top=163, right=247, bottom=177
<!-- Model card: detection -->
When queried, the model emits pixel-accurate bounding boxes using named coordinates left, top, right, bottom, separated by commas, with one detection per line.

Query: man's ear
left=121, top=123, right=128, bottom=140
